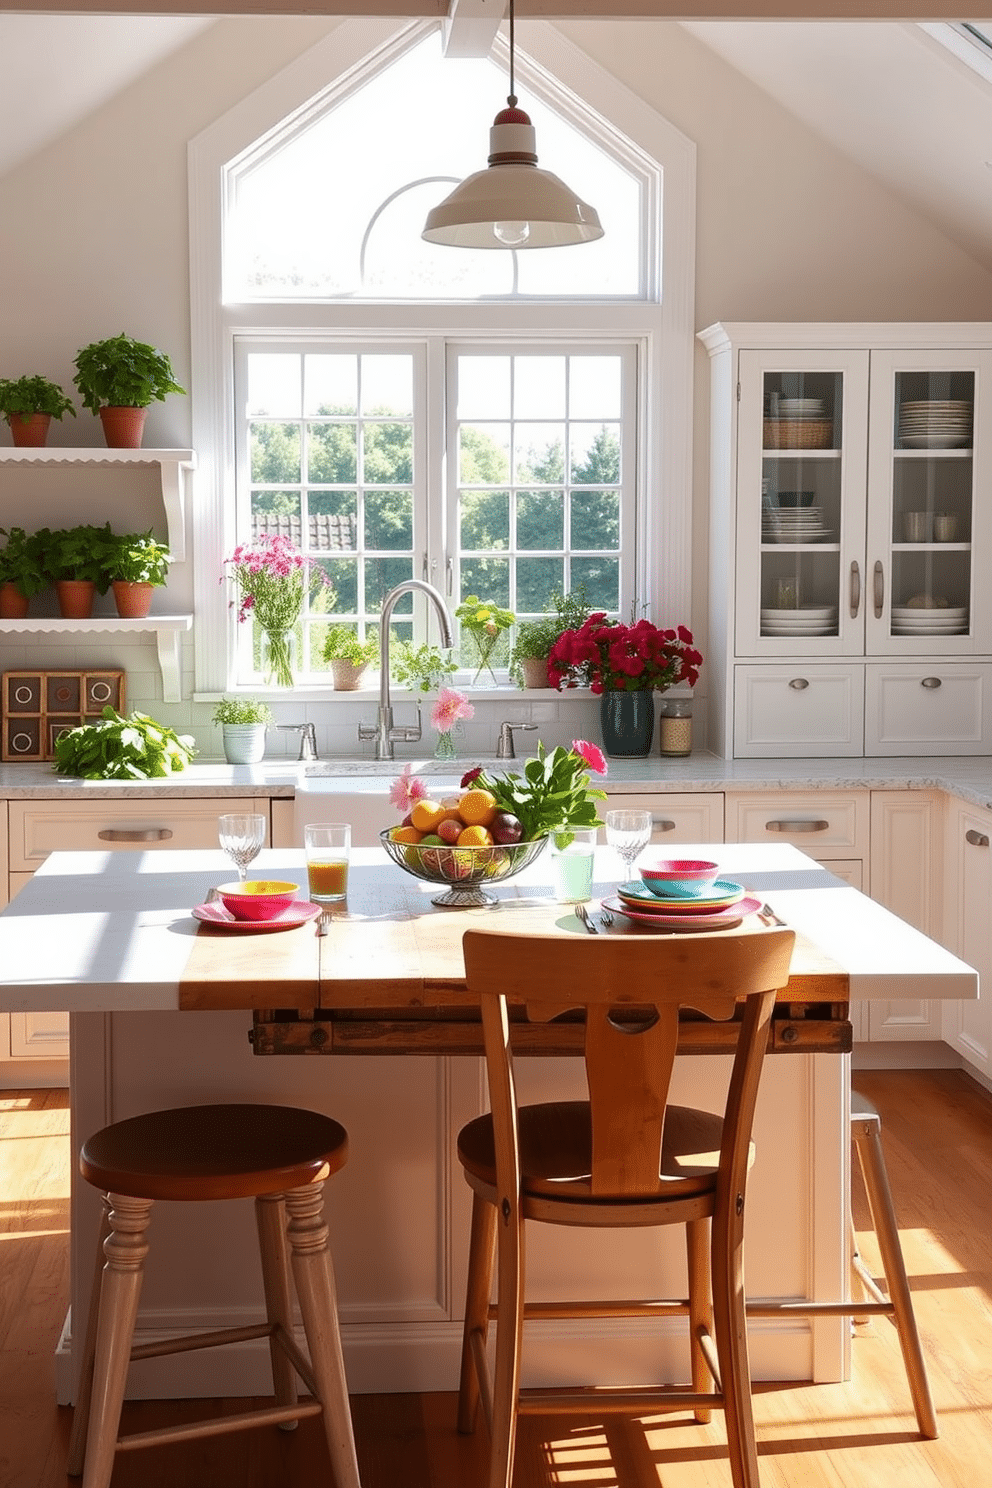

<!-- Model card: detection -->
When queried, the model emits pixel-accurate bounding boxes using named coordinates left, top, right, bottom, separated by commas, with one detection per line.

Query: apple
left=490, top=811, right=524, bottom=845
left=436, top=817, right=462, bottom=845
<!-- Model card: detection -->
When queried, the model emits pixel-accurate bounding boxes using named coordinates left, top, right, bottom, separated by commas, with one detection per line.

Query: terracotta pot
left=520, top=656, right=550, bottom=689
left=112, top=580, right=154, bottom=619
left=330, top=659, right=368, bottom=691
left=8, top=413, right=52, bottom=448
left=55, top=579, right=96, bottom=619
left=0, top=581, right=29, bottom=618
left=99, top=406, right=147, bottom=450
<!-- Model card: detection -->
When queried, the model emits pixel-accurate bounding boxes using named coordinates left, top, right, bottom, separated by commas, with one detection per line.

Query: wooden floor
left=1, top=1069, right=990, bottom=1488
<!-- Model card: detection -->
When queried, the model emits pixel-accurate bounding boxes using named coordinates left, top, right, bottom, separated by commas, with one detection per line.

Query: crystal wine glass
left=604, top=809, right=653, bottom=884
left=218, top=813, right=266, bottom=882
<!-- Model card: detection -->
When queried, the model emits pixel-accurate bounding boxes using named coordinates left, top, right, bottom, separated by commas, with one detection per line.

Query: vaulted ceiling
left=2, top=7, right=992, bottom=276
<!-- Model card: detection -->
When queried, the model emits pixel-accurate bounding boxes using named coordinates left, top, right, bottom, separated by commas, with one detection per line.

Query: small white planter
left=222, top=723, right=267, bottom=765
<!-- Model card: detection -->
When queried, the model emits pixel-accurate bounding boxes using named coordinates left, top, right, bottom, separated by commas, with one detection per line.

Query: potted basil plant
left=37, top=523, right=115, bottom=618
left=322, top=624, right=379, bottom=690
left=509, top=585, right=594, bottom=688
left=72, top=333, right=186, bottom=449
left=0, top=375, right=76, bottom=448
left=0, top=526, right=47, bottom=617
left=107, top=530, right=171, bottom=618
left=212, top=697, right=274, bottom=765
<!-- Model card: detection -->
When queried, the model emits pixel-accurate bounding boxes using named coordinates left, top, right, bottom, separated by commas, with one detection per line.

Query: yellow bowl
left=217, top=880, right=299, bottom=921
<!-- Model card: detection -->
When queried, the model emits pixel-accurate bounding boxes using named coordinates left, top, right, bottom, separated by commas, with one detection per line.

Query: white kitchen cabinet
left=602, top=790, right=724, bottom=845
left=699, top=323, right=992, bottom=758
left=942, top=797, right=992, bottom=1080
left=1, top=794, right=274, bottom=1084
left=725, top=790, right=869, bottom=861
left=867, top=790, right=943, bottom=1041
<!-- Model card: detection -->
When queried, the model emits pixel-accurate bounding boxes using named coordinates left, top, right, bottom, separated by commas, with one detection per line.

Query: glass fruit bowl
left=379, top=828, right=548, bottom=908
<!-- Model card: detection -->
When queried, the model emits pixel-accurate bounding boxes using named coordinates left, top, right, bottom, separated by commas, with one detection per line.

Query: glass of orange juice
left=304, top=822, right=351, bottom=902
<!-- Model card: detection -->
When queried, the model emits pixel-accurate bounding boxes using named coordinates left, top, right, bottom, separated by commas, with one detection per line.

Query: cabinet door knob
left=965, top=829, right=990, bottom=848
left=766, top=819, right=830, bottom=833
left=849, top=560, right=861, bottom=619
left=873, top=560, right=884, bottom=619
left=98, top=828, right=174, bottom=842
left=920, top=676, right=942, bottom=689
left=788, top=677, right=809, bottom=691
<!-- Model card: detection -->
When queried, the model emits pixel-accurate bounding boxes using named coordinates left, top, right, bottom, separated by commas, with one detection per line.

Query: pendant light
left=422, top=0, right=603, bottom=250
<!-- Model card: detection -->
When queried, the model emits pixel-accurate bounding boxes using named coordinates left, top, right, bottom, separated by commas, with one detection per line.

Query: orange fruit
left=410, top=798, right=446, bottom=833
left=458, top=788, right=498, bottom=828
left=389, top=824, right=423, bottom=844
left=457, top=824, right=494, bottom=848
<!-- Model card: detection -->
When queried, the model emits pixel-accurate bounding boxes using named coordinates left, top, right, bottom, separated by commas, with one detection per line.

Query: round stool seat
left=79, top=1103, right=348, bottom=1202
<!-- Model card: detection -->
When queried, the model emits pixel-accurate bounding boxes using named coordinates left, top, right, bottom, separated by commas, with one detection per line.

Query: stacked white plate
left=762, top=505, right=832, bottom=543
left=898, top=400, right=972, bottom=449
left=891, top=604, right=968, bottom=636
left=761, top=605, right=838, bottom=637
left=774, top=397, right=826, bottom=419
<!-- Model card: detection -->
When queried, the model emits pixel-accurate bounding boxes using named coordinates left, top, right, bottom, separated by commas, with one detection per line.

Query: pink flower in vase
left=431, top=687, right=474, bottom=734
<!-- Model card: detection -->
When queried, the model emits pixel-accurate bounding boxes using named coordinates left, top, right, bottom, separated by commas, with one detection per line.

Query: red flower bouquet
left=548, top=614, right=702, bottom=695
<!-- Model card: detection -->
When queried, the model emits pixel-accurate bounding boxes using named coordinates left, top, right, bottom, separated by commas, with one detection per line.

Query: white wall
left=2, top=17, right=991, bottom=761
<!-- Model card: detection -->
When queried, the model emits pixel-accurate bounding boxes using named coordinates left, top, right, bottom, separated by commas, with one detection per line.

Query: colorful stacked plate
left=604, top=894, right=762, bottom=932
left=618, top=879, right=746, bottom=914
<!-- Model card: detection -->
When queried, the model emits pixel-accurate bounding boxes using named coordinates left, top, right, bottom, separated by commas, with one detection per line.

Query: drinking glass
left=549, top=828, right=597, bottom=904
left=305, top=822, right=351, bottom=903
left=604, top=809, right=653, bottom=883
left=218, top=812, right=266, bottom=881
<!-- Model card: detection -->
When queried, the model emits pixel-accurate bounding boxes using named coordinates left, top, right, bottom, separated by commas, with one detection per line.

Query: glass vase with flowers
left=222, top=535, right=330, bottom=688
left=548, top=614, right=703, bottom=757
left=455, top=594, right=515, bottom=684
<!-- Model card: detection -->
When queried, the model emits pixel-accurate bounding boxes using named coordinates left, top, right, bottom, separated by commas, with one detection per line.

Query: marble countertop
left=0, top=753, right=989, bottom=811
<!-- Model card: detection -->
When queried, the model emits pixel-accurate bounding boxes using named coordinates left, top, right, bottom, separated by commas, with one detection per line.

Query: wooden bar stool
left=746, top=1088, right=937, bottom=1439
left=66, top=1102, right=362, bottom=1488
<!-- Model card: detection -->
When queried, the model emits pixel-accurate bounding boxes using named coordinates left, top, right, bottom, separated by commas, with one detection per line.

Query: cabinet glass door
left=867, top=351, right=992, bottom=654
left=736, top=350, right=869, bottom=656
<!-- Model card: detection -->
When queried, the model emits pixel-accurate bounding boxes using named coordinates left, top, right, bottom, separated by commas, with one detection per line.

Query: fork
left=574, top=904, right=598, bottom=934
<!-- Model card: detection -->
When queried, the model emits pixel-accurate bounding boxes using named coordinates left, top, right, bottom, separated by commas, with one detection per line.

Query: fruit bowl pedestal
left=379, top=829, right=547, bottom=908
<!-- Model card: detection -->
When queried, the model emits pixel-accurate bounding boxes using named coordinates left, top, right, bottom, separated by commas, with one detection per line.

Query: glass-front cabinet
left=736, top=346, right=992, bottom=658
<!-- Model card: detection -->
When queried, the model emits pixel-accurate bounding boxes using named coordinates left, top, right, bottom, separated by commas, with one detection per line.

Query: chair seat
left=458, top=1099, right=727, bottom=1199
left=79, top=1103, right=348, bottom=1202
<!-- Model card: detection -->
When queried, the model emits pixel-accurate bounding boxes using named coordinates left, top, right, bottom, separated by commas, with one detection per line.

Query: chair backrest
left=461, top=927, right=795, bottom=1202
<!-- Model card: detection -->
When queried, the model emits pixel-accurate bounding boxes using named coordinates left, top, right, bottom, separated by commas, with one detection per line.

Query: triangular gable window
left=226, top=28, right=649, bottom=301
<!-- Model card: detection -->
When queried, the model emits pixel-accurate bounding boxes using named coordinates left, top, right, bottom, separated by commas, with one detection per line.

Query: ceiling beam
left=443, top=0, right=503, bottom=57
left=0, top=0, right=981, bottom=16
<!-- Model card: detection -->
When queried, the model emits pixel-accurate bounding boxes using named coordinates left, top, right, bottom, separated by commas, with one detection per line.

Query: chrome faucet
left=496, top=721, right=537, bottom=759
left=358, top=579, right=454, bottom=760
left=279, top=722, right=318, bottom=761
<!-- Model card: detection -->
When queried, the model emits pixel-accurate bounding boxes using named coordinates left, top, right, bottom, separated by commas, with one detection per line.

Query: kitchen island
left=0, top=840, right=976, bottom=1407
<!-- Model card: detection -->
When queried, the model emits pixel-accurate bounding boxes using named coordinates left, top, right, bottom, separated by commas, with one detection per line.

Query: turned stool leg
left=81, top=1193, right=153, bottom=1488
left=255, top=1193, right=299, bottom=1425
left=285, top=1183, right=362, bottom=1488
left=67, top=1201, right=112, bottom=1477
left=686, top=1217, right=715, bottom=1424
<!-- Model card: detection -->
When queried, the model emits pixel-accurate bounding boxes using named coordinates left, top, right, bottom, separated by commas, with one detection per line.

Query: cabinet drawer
left=603, top=792, right=723, bottom=844
left=734, top=665, right=864, bottom=757
left=7, top=796, right=268, bottom=872
left=865, top=664, right=992, bottom=755
left=726, top=791, right=869, bottom=857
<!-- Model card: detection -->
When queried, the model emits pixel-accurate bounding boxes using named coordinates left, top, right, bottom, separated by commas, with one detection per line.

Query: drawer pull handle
left=766, top=819, right=830, bottom=834
left=788, top=678, right=809, bottom=691
left=921, top=676, right=942, bottom=689
left=873, top=560, right=884, bottom=619
left=98, top=828, right=174, bottom=842
left=652, top=819, right=677, bottom=833
left=849, top=560, right=861, bottom=619
left=965, top=829, right=990, bottom=848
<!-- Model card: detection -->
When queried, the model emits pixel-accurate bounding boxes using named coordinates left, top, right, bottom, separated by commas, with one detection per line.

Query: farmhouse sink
left=302, top=755, right=538, bottom=778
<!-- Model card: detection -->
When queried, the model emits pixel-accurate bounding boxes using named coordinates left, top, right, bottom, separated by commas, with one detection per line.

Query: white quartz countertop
left=0, top=753, right=990, bottom=809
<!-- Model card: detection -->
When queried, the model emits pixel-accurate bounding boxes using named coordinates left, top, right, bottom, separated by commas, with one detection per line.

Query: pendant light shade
left=422, top=3, right=603, bottom=250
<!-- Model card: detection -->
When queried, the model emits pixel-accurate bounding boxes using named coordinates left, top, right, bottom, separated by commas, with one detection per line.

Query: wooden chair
left=456, top=925, right=796, bottom=1488
left=746, top=1088, right=938, bottom=1438
left=66, top=1102, right=361, bottom=1488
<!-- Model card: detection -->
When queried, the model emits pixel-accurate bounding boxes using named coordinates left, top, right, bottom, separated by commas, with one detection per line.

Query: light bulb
left=493, top=219, right=530, bottom=246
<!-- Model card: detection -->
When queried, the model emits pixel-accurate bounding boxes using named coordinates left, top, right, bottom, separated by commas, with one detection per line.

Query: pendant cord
left=507, top=0, right=516, bottom=107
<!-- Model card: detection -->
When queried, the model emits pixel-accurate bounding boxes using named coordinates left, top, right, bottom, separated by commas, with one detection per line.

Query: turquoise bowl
left=639, top=859, right=720, bottom=900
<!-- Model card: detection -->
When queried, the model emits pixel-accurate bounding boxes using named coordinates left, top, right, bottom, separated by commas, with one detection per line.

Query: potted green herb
left=211, top=697, right=274, bottom=765
left=72, top=333, right=186, bottom=449
left=0, top=527, right=47, bottom=617
left=37, top=523, right=115, bottom=618
left=509, top=585, right=594, bottom=688
left=390, top=637, right=457, bottom=693
left=0, top=375, right=76, bottom=448
left=107, top=530, right=171, bottom=618
left=322, top=624, right=379, bottom=690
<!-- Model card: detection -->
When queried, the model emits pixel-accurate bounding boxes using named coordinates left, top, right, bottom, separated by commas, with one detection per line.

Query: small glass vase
left=434, top=729, right=457, bottom=760
left=260, top=627, right=298, bottom=688
left=470, top=630, right=500, bottom=685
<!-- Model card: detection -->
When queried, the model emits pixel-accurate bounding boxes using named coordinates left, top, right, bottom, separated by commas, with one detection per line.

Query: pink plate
left=192, top=900, right=321, bottom=932
left=617, top=880, right=745, bottom=914
left=603, top=894, right=762, bottom=932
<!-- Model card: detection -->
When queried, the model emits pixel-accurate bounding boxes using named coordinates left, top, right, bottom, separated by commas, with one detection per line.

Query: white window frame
left=188, top=17, right=696, bottom=696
